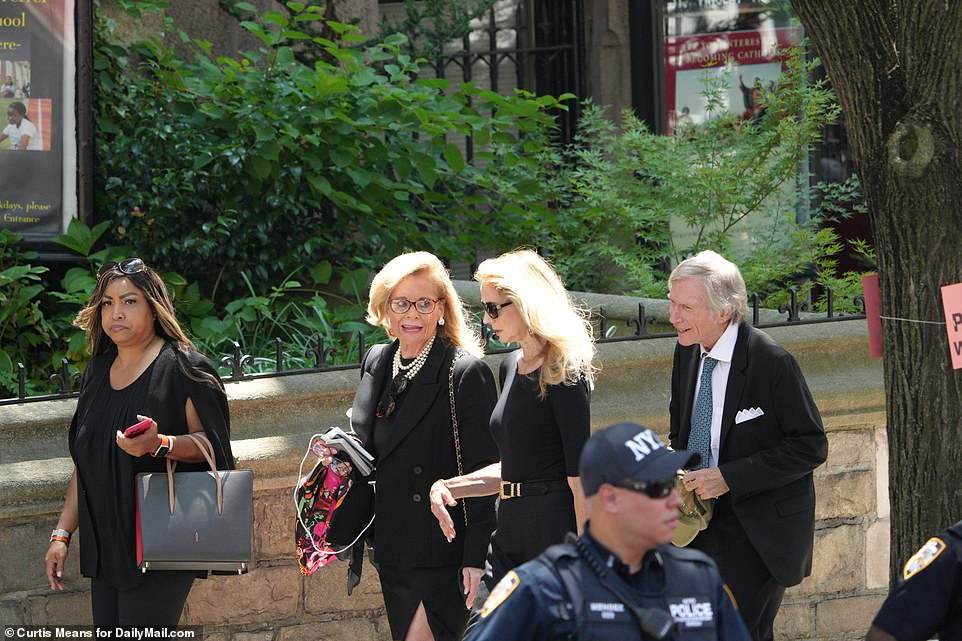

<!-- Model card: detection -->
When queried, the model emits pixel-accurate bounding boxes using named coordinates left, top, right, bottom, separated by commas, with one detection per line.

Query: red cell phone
left=123, top=417, right=153, bottom=438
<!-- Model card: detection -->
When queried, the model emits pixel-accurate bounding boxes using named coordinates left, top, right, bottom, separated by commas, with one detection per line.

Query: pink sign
left=940, top=282, right=962, bottom=369
left=862, top=274, right=882, bottom=358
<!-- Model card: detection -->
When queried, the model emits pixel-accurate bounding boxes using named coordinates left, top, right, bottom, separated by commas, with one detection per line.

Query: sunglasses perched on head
left=481, top=300, right=513, bottom=319
left=610, top=476, right=677, bottom=499
left=389, top=297, right=441, bottom=314
left=376, top=373, right=410, bottom=418
left=98, top=258, right=146, bottom=278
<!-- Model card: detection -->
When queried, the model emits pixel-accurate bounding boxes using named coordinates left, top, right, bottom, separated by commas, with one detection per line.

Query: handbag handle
left=164, top=432, right=224, bottom=515
left=448, top=350, right=468, bottom=528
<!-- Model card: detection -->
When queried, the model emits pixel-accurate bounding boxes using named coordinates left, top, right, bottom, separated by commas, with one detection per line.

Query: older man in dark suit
left=667, top=250, right=828, bottom=641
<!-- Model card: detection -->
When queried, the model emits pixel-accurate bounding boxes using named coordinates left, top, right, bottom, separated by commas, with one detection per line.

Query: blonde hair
left=366, top=252, right=484, bottom=358
left=475, top=250, right=596, bottom=397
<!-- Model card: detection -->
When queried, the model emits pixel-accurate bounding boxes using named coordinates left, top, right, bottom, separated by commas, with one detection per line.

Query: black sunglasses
left=611, top=476, right=677, bottom=499
left=481, top=300, right=513, bottom=319
left=376, top=373, right=409, bottom=418
left=98, top=258, right=146, bottom=278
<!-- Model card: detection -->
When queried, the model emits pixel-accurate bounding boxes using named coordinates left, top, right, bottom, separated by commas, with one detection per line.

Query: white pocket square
left=735, top=407, right=764, bottom=424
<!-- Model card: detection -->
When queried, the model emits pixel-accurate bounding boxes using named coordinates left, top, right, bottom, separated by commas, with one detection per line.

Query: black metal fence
left=422, top=0, right=586, bottom=154
left=0, top=287, right=864, bottom=407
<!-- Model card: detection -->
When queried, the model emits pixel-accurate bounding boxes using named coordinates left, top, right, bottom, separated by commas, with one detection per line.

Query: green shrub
left=531, top=45, right=849, bottom=308
left=93, top=1, right=564, bottom=304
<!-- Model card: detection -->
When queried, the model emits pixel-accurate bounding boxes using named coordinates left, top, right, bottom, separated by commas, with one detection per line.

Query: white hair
left=668, top=250, right=748, bottom=325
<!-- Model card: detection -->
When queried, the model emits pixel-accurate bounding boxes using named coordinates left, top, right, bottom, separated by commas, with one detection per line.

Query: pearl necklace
left=392, top=334, right=436, bottom=380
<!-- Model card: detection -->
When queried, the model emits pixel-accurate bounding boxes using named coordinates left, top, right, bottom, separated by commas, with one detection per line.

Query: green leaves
left=91, top=0, right=562, bottom=305
left=54, top=219, right=112, bottom=257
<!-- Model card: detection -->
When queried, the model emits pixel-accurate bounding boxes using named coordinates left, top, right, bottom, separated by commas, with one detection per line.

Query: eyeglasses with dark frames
left=98, top=258, right=146, bottom=278
left=389, top=297, right=441, bottom=314
left=611, top=476, right=677, bottom=499
left=481, top=300, right=513, bottom=319
left=376, top=373, right=410, bottom=418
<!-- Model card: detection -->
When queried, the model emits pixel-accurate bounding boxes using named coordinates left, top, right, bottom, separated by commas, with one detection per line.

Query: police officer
left=465, top=422, right=752, bottom=641
left=866, top=519, right=962, bottom=641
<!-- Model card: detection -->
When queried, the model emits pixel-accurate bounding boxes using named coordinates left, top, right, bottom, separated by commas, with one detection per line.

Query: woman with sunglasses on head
left=43, top=258, right=234, bottom=627
left=430, top=249, right=596, bottom=591
left=316, top=252, right=499, bottom=641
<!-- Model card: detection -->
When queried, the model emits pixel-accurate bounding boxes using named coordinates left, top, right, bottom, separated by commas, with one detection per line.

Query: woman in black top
left=316, top=252, right=499, bottom=641
left=43, top=258, right=234, bottom=627
left=430, top=249, right=595, bottom=588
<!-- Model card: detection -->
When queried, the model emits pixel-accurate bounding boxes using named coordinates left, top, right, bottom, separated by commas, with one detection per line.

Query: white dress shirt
left=692, top=321, right=739, bottom=467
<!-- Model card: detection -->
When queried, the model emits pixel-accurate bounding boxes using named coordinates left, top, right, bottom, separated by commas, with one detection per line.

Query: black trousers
left=689, top=496, right=785, bottom=641
left=90, top=572, right=194, bottom=628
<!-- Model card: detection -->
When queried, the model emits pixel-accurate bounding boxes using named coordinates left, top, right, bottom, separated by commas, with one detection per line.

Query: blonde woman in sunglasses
left=430, top=249, right=596, bottom=599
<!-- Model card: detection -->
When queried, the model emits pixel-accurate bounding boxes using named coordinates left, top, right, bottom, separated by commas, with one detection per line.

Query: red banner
left=664, top=27, right=801, bottom=135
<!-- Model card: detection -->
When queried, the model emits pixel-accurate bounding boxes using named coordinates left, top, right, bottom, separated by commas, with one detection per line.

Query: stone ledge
left=0, top=321, right=882, bottom=513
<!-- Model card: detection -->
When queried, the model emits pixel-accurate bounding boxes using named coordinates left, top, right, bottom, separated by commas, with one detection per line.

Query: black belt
left=499, top=479, right=569, bottom=500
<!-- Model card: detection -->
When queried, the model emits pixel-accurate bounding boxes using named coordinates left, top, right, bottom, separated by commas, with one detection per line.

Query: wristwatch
left=151, top=434, right=171, bottom=458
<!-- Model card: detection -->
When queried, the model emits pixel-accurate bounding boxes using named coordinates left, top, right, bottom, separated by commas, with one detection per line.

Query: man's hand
left=682, top=467, right=730, bottom=500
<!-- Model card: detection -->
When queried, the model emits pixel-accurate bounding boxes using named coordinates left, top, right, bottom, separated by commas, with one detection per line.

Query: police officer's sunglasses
left=611, top=476, right=676, bottom=499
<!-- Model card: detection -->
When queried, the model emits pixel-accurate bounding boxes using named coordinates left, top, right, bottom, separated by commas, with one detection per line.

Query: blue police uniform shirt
left=872, top=520, right=962, bottom=641
left=465, top=525, right=751, bottom=641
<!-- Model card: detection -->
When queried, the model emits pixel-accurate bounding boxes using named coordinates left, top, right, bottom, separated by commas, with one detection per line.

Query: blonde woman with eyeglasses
left=316, top=252, right=499, bottom=641
left=430, top=249, right=596, bottom=595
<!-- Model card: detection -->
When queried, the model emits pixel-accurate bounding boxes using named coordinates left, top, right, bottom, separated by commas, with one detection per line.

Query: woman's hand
left=462, top=566, right=484, bottom=608
left=115, top=415, right=158, bottom=457
left=312, top=443, right=336, bottom=468
left=44, top=541, right=68, bottom=590
left=429, top=480, right=458, bottom=542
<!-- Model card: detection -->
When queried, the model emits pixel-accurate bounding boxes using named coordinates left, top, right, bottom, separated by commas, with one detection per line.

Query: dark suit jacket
left=350, top=337, right=499, bottom=568
left=669, top=322, right=828, bottom=587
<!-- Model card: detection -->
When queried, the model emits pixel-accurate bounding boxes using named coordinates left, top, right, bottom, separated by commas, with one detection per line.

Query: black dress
left=486, top=351, right=590, bottom=585
left=68, top=343, right=233, bottom=606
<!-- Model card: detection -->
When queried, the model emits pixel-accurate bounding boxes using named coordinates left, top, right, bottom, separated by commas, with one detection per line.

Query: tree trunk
left=791, top=0, right=962, bottom=583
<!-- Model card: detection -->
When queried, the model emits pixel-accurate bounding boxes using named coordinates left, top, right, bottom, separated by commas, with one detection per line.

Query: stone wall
left=0, top=319, right=888, bottom=639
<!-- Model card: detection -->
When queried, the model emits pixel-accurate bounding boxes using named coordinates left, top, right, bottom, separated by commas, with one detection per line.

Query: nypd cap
left=580, top=422, right=700, bottom=497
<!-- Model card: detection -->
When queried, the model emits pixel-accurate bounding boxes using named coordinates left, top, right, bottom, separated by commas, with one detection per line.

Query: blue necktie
left=689, top=356, right=717, bottom=469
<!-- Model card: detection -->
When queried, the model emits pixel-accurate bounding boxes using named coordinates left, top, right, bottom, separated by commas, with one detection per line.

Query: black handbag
left=135, top=432, right=253, bottom=574
left=325, top=469, right=375, bottom=548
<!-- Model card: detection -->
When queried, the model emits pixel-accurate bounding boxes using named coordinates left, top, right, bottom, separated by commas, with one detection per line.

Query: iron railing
left=1, top=287, right=864, bottom=406
left=424, top=0, right=586, bottom=154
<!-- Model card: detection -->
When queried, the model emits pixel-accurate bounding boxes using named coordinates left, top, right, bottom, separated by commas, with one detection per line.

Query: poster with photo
left=665, top=26, right=801, bottom=135
left=0, top=0, right=76, bottom=239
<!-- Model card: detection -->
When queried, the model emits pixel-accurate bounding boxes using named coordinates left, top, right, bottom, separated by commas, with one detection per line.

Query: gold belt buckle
left=500, top=481, right=521, bottom=500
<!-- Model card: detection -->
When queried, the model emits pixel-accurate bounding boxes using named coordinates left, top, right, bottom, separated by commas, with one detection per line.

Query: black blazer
left=669, top=322, right=828, bottom=587
left=351, top=337, right=499, bottom=568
